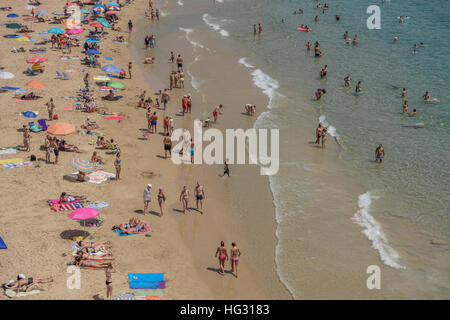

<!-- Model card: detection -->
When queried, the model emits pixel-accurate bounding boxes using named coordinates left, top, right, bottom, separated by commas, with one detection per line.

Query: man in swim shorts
left=176, top=54, right=183, bottom=71
left=195, top=182, right=206, bottom=213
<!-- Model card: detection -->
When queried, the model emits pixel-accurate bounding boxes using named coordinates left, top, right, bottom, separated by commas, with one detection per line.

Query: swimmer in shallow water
left=423, top=91, right=439, bottom=102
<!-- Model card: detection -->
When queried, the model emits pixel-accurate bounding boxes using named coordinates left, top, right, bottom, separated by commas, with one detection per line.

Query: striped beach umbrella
left=107, top=293, right=136, bottom=300
left=70, top=158, right=96, bottom=173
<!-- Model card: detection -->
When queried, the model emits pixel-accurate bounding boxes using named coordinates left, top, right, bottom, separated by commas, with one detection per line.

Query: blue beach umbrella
left=96, top=18, right=111, bottom=28
left=107, top=2, right=120, bottom=7
left=86, top=49, right=101, bottom=55
left=101, top=64, right=123, bottom=73
left=0, top=86, right=20, bottom=90
left=7, top=13, right=19, bottom=18
left=22, top=111, right=37, bottom=118
left=48, top=27, right=64, bottom=34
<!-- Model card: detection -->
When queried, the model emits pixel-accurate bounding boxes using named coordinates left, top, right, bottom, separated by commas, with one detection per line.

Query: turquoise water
left=147, top=0, right=450, bottom=297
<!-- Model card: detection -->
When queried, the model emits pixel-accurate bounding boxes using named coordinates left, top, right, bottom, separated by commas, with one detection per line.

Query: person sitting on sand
left=77, top=171, right=86, bottom=182
left=91, top=151, right=104, bottom=165
left=60, top=140, right=81, bottom=153
left=144, top=57, right=155, bottom=64
left=21, top=92, right=38, bottom=100
left=104, top=90, right=115, bottom=101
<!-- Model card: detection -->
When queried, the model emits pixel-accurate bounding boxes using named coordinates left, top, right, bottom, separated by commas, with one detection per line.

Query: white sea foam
left=353, top=192, right=406, bottom=269
left=160, top=12, right=167, bottom=17
left=238, top=57, right=255, bottom=69
left=250, top=69, right=281, bottom=109
left=202, top=13, right=230, bottom=37
left=177, top=0, right=184, bottom=6
left=179, top=27, right=207, bottom=50
left=318, top=115, right=339, bottom=139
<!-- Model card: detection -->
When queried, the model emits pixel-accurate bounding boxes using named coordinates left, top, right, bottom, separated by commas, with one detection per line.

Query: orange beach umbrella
left=26, top=80, right=45, bottom=89
left=47, top=122, right=76, bottom=136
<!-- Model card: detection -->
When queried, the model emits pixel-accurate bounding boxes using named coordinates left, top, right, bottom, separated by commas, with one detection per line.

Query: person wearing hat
left=143, top=184, right=152, bottom=214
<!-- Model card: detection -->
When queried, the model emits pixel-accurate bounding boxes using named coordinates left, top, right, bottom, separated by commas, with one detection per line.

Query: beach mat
left=0, top=158, right=23, bottom=165
left=129, top=281, right=165, bottom=289
left=0, top=148, right=17, bottom=155
left=48, top=199, right=84, bottom=211
left=115, top=226, right=152, bottom=237
left=86, top=202, right=109, bottom=210
left=132, top=289, right=163, bottom=297
left=0, top=236, right=7, bottom=249
left=5, top=289, right=40, bottom=298
left=4, top=161, right=31, bottom=169
left=128, top=273, right=164, bottom=282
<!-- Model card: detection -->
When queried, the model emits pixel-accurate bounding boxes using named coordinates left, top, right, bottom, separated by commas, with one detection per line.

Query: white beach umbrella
left=25, top=5, right=36, bottom=10
left=0, top=72, right=15, bottom=80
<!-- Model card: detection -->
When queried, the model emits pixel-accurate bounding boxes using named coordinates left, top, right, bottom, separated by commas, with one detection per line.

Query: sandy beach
left=0, top=0, right=289, bottom=300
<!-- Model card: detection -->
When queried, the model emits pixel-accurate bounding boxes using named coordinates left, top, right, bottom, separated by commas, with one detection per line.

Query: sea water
left=137, top=0, right=450, bottom=298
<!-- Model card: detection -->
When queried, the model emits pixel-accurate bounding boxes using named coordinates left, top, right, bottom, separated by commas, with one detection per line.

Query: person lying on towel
left=112, top=218, right=150, bottom=234
left=59, top=192, right=86, bottom=203
left=76, top=240, right=111, bottom=253
left=3, top=274, right=53, bottom=292
left=21, top=92, right=40, bottom=100
left=72, top=256, right=116, bottom=270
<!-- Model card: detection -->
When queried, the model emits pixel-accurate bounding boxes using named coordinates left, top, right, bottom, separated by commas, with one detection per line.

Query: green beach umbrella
left=6, top=23, right=22, bottom=29
left=107, top=81, right=125, bottom=89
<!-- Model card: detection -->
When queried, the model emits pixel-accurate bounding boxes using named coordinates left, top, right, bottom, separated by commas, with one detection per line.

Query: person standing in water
left=402, top=88, right=406, bottom=98
left=222, top=160, right=230, bottom=177
left=355, top=81, right=362, bottom=94
left=344, top=74, right=352, bottom=87
left=258, top=23, right=262, bottom=33
left=230, top=242, right=241, bottom=278
left=321, top=128, right=327, bottom=149
left=315, top=123, right=323, bottom=144
left=403, top=100, right=408, bottom=113
left=215, top=241, right=228, bottom=276
left=253, top=24, right=256, bottom=34
left=375, top=144, right=385, bottom=162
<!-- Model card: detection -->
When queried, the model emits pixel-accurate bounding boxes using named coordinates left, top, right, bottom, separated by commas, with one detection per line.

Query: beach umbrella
left=7, top=13, right=19, bottom=18
left=66, top=28, right=84, bottom=35
left=69, top=158, right=96, bottom=173
left=107, top=2, right=120, bottom=7
left=85, top=38, right=102, bottom=43
left=86, top=49, right=101, bottom=55
left=47, top=122, right=75, bottom=136
left=101, top=65, right=122, bottom=73
left=96, top=18, right=110, bottom=28
left=93, top=4, right=106, bottom=10
left=80, top=8, right=90, bottom=14
left=106, top=6, right=120, bottom=12
left=107, top=293, right=136, bottom=301
left=105, top=11, right=118, bottom=16
left=0, top=86, right=20, bottom=90
left=60, top=229, right=90, bottom=240
left=0, top=72, right=15, bottom=80
left=16, top=36, right=31, bottom=42
left=6, top=23, right=22, bottom=29
left=27, top=56, right=47, bottom=63
left=21, top=111, right=37, bottom=118
left=48, top=27, right=64, bottom=34
left=90, top=22, right=103, bottom=28
left=68, top=208, right=100, bottom=227
left=26, top=80, right=44, bottom=89
left=36, top=10, right=48, bottom=16
left=107, top=81, right=125, bottom=89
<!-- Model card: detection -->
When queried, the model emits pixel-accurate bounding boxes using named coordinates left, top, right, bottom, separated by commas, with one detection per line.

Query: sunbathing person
left=60, top=140, right=81, bottom=153
left=4, top=275, right=53, bottom=292
left=73, top=256, right=116, bottom=269
left=77, top=240, right=111, bottom=252
left=21, top=92, right=39, bottom=100
left=114, top=36, right=124, bottom=42
left=60, top=192, right=86, bottom=203
left=112, top=221, right=149, bottom=234
left=76, top=251, right=113, bottom=261
left=76, top=171, right=86, bottom=182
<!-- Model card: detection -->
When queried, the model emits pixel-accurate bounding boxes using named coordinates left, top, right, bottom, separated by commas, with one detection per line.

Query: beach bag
left=53, top=114, right=59, bottom=120
left=30, top=154, right=36, bottom=161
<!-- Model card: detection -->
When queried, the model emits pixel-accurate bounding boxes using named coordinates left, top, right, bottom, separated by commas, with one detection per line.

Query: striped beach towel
left=3, top=161, right=32, bottom=169
left=48, top=199, right=84, bottom=211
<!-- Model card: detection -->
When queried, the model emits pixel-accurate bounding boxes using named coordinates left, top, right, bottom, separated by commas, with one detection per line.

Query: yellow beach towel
left=0, top=158, right=24, bottom=165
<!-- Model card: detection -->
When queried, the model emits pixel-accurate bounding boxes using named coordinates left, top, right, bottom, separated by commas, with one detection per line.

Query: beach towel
left=37, top=119, right=47, bottom=131
left=0, top=236, right=7, bottom=249
left=135, top=296, right=163, bottom=300
left=86, top=171, right=115, bottom=184
left=129, top=281, right=165, bottom=290
left=48, top=199, right=84, bottom=211
left=66, top=68, right=85, bottom=72
left=3, top=161, right=32, bottom=169
left=5, top=289, right=40, bottom=298
left=0, top=148, right=17, bottom=155
left=128, top=273, right=164, bottom=282
left=0, top=158, right=23, bottom=165
left=132, top=289, right=164, bottom=297
left=103, top=116, right=124, bottom=120
left=29, top=122, right=42, bottom=132
left=115, top=223, right=153, bottom=237
left=86, top=202, right=109, bottom=210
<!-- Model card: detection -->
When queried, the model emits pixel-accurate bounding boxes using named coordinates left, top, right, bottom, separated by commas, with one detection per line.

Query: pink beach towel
left=48, top=199, right=84, bottom=211
left=103, top=116, right=124, bottom=120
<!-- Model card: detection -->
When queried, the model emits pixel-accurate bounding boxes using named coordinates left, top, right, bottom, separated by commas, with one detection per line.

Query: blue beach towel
left=87, top=202, right=109, bottom=210
left=129, top=281, right=165, bottom=289
left=128, top=273, right=164, bottom=282
left=115, top=228, right=137, bottom=237
left=0, top=237, right=7, bottom=249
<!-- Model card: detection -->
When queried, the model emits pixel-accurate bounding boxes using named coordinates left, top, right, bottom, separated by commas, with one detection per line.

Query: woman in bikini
left=157, top=187, right=166, bottom=217
left=91, top=151, right=104, bottom=166
left=77, top=240, right=111, bottom=253
left=114, top=153, right=121, bottom=180
left=179, top=186, right=190, bottom=214
left=215, top=241, right=228, bottom=275
left=105, top=266, right=114, bottom=298
left=73, top=256, right=114, bottom=269
left=230, top=242, right=241, bottom=278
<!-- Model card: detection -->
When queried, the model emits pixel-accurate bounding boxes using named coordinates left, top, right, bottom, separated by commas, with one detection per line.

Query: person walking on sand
left=375, top=144, right=385, bottom=163
left=179, top=186, right=190, bottom=214
left=230, top=242, right=241, bottom=278
left=143, top=184, right=151, bottom=214
left=114, top=153, right=121, bottom=180
left=46, top=98, right=55, bottom=121
left=105, top=267, right=114, bottom=299
left=187, top=94, right=192, bottom=113
left=128, top=20, right=133, bottom=33
left=195, top=182, right=205, bottom=212
left=213, top=104, right=223, bottom=123
left=52, top=138, right=60, bottom=164
left=128, top=62, right=132, bottom=79
left=163, top=133, right=172, bottom=158
left=215, top=241, right=228, bottom=275
left=22, top=125, right=31, bottom=152
left=157, top=187, right=166, bottom=217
